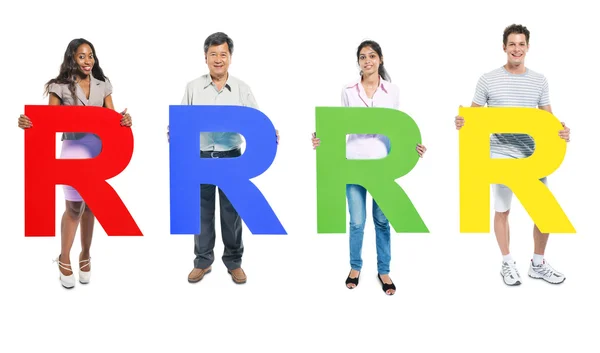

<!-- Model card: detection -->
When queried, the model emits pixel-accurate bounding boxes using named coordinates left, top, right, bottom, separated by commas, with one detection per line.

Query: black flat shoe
left=345, top=270, right=360, bottom=289
left=378, top=274, right=396, bottom=295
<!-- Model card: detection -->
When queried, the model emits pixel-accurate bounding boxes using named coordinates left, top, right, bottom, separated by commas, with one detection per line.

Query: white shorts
left=491, top=152, right=548, bottom=213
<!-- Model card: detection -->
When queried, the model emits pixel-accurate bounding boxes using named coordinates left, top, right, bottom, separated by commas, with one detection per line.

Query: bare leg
left=533, top=225, right=549, bottom=256
left=494, top=210, right=511, bottom=256
left=59, top=201, right=85, bottom=275
left=79, top=204, right=94, bottom=271
left=529, top=224, right=565, bottom=283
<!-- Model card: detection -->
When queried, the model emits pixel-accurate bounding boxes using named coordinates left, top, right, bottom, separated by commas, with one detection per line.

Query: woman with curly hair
left=18, top=38, right=133, bottom=289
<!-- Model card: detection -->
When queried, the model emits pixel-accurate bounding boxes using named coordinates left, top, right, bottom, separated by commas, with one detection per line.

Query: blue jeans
left=346, top=184, right=391, bottom=274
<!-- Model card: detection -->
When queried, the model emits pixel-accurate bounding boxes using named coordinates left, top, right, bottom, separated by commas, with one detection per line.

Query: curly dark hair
left=44, top=38, right=108, bottom=104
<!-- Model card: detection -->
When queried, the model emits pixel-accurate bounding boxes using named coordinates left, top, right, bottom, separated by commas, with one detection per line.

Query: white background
left=0, top=0, right=598, bottom=352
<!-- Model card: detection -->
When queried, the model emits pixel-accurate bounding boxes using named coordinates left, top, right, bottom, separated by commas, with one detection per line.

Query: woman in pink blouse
left=312, top=40, right=426, bottom=295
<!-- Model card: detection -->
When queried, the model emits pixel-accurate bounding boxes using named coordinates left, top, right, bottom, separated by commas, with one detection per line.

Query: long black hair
left=356, top=40, right=391, bottom=82
left=44, top=38, right=108, bottom=103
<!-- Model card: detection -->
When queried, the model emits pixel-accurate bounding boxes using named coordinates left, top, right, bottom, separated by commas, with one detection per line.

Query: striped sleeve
left=472, top=75, right=488, bottom=106
left=539, top=76, right=550, bottom=106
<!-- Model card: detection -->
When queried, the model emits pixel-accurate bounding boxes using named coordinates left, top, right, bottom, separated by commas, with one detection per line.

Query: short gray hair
left=203, top=32, right=234, bottom=54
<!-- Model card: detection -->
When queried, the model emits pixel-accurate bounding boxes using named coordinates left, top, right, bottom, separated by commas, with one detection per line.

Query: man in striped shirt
left=455, top=24, right=571, bottom=286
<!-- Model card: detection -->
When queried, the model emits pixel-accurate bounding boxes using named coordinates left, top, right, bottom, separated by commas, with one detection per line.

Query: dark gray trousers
left=194, top=148, right=243, bottom=270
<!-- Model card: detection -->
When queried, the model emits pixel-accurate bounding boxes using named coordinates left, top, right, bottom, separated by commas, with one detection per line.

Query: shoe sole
left=79, top=272, right=91, bottom=285
left=346, top=280, right=359, bottom=289
left=500, top=272, right=521, bottom=286
left=227, top=270, right=247, bottom=284
left=61, top=281, right=75, bottom=289
left=346, top=271, right=360, bottom=289
left=528, top=273, right=566, bottom=284
left=60, top=276, right=75, bottom=289
left=188, top=269, right=212, bottom=283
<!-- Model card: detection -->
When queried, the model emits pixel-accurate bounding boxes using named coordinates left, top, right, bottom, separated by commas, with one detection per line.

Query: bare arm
left=104, top=95, right=132, bottom=127
left=454, top=102, right=482, bottom=130
left=18, top=92, right=62, bottom=129
left=49, top=93, right=61, bottom=106
left=103, top=94, right=115, bottom=110
left=539, top=104, right=552, bottom=114
left=539, top=104, right=570, bottom=142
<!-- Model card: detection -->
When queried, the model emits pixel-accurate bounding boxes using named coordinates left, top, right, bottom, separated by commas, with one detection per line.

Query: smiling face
left=74, top=43, right=95, bottom=77
left=503, top=33, right=528, bottom=66
left=205, top=43, right=231, bottom=79
left=358, top=46, right=381, bottom=76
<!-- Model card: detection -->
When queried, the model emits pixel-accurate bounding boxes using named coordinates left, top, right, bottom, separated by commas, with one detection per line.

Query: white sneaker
left=54, top=256, right=75, bottom=289
left=528, top=260, right=566, bottom=284
left=79, top=257, right=91, bottom=284
left=501, top=261, right=522, bottom=286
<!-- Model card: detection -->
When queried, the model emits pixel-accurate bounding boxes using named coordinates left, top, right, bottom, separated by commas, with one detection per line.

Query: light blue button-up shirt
left=181, top=73, right=259, bottom=151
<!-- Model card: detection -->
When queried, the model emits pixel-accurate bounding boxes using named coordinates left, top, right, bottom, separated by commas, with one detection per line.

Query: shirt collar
left=346, top=76, right=390, bottom=94
left=75, top=74, right=102, bottom=105
left=203, top=73, right=232, bottom=92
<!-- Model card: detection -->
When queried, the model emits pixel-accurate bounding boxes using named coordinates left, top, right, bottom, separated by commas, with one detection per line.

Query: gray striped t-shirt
left=472, top=66, right=550, bottom=158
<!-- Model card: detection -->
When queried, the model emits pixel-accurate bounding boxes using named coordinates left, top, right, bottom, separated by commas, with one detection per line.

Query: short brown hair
left=503, top=24, right=530, bottom=46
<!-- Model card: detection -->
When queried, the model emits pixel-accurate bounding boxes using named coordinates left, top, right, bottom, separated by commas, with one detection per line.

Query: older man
left=170, top=32, right=278, bottom=285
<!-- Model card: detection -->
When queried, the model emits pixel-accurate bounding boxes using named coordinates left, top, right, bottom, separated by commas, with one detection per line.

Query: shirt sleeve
left=539, top=77, right=550, bottom=107
left=104, top=79, right=113, bottom=97
left=181, top=83, right=191, bottom=105
left=48, top=83, right=63, bottom=99
left=472, top=75, right=488, bottom=106
left=341, top=88, right=349, bottom=107
left=242, top=85, right=259, bottom=109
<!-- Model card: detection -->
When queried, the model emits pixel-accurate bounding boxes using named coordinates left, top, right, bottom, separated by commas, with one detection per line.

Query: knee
left=83, top=204, right=93, bottom=216
left=373, top=215, right=389, bottom=229
left=348, top=207, right=366, bottom=230
left=65, top=201, right=85, bottom=220
left=495, top=210, right=510, bottom=221
left=349, top=218, right=366, bottom=231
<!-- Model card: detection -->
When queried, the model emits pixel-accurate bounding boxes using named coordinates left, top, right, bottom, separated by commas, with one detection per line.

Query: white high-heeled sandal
left=53, top=256, right=75, bottom=289
left=79, top=257, right=91, bottom=284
